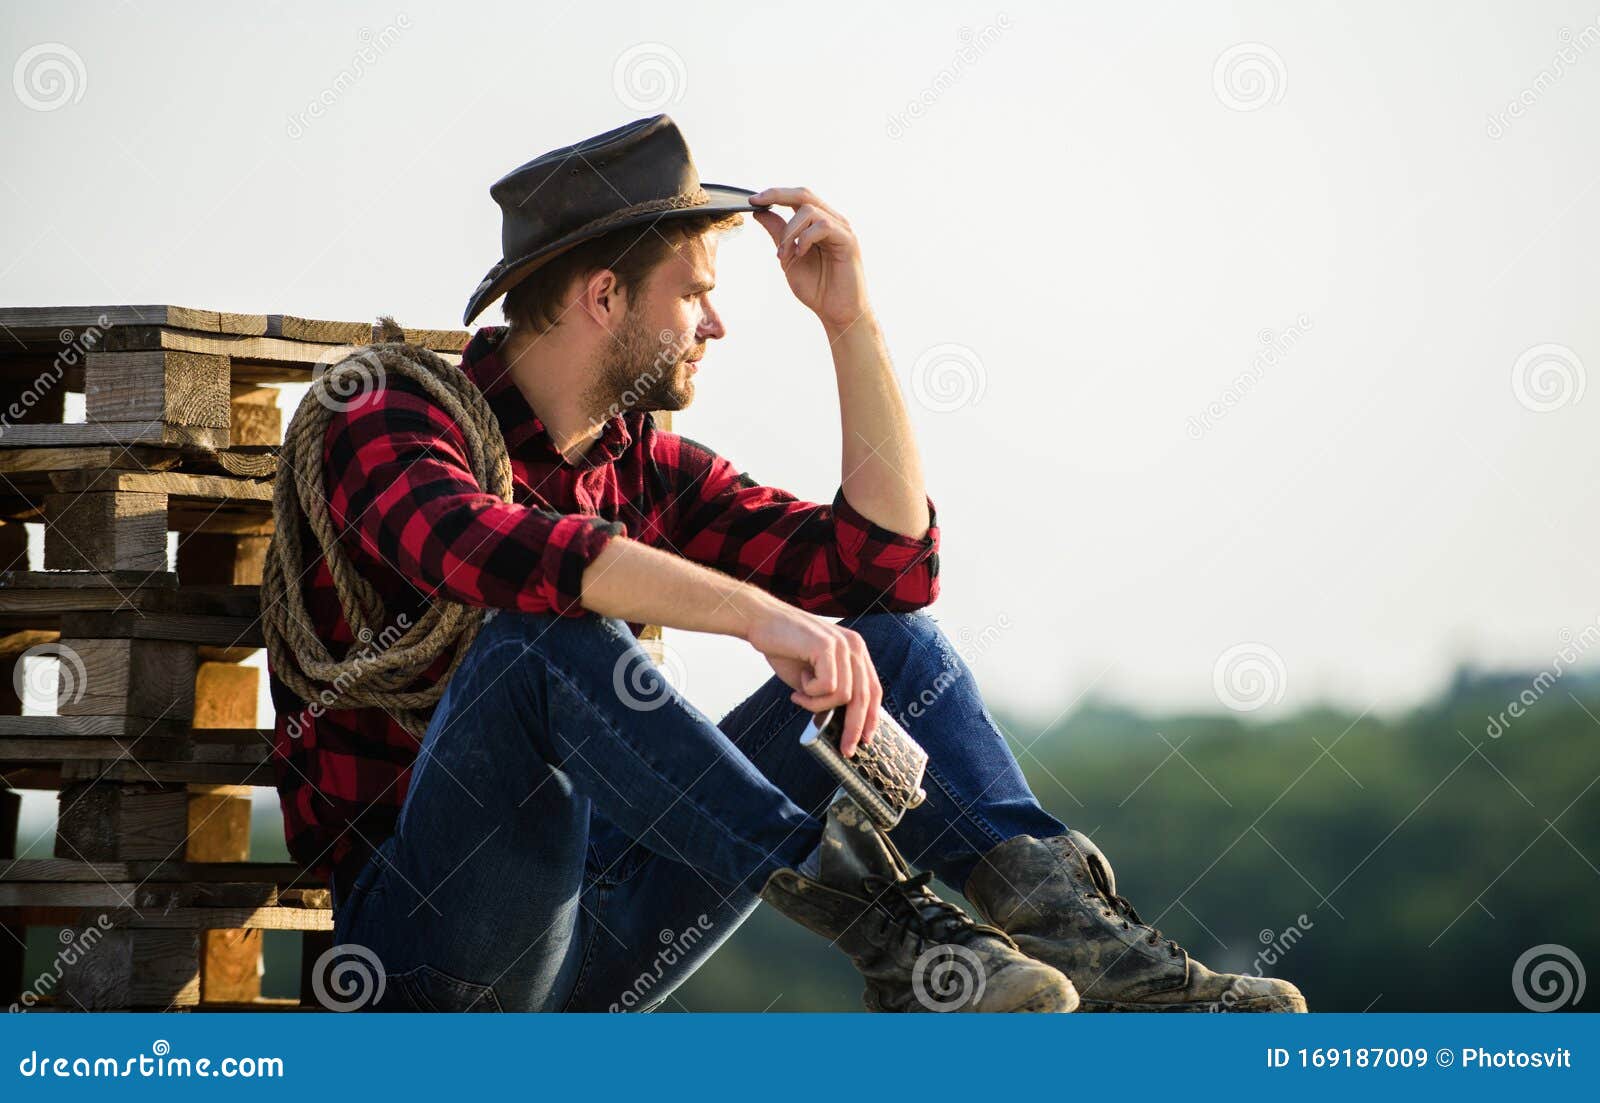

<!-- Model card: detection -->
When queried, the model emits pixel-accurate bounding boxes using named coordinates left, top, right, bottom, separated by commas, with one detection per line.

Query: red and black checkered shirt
left=269, top=325, right=941, bottom=890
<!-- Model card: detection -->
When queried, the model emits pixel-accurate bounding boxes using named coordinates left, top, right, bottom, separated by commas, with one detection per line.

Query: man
left=270, top=115, right=1306, bottom=1013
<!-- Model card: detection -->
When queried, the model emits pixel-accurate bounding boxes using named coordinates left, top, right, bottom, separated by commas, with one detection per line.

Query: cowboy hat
left=462, top=114, right=763, bottom=325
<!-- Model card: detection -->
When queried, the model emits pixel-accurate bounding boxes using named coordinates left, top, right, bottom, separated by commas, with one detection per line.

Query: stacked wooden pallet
left=0, top=305, right=472, bottom=1011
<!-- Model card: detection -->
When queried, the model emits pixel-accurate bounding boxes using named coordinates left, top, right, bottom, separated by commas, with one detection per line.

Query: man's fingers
left=839, top=649, right=872, bottom=757
left=751, top=187, right=846, bottom=222
left=752, top=207, right=786, bottom=247
left=777, top=209, right=821, bottom=259
left=790, top=221, right=834, bottom=260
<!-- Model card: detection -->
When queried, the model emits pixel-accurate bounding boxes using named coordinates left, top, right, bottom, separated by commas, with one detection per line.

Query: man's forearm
left=576, top=535, right=780, bottom=639
left=825, top=311, right=931, bottom=539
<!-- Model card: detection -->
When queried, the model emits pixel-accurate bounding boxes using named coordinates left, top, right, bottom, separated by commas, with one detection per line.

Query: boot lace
left=860, top=870, right=984, bottom=949
left=1082, top=853, right=1183, bottom=957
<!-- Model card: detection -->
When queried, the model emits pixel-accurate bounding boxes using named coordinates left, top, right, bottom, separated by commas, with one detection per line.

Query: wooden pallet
left=0, top=306, right=476, bottom=1012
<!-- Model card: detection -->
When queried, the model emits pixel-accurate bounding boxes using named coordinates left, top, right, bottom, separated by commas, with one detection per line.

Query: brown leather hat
left=462, top=114, right=763, bottom=326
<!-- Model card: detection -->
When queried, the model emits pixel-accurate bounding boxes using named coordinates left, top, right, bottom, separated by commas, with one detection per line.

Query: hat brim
left=462, top=183, right=766, bottom=326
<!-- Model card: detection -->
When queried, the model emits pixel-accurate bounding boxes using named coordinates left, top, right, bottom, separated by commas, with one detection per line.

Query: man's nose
left=698, top=302, right=726, bottom=341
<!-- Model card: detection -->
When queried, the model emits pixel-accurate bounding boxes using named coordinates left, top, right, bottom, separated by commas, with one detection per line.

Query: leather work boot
left=964, top=832, right=1308, bottom=1012
left=760, top=795, right=1078, bottom=1013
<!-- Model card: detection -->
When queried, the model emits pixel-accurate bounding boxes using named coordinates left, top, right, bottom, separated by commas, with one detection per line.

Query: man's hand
left=746, top=599, right=881, bottom=757
left=751, top=187, right=871, bottom=332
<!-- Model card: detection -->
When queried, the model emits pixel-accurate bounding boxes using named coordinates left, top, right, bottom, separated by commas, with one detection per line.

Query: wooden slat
left=267, top=315, right=371, bottom=345
left=85, top=350, right=231, bottom=431
left=97, top=905, right=332, bottom=931
left=56, top=638, right=196, bottom=721
left=0, top=578, right=258, bottom=618
left=1, top=787, right=23, bottom=1003
left=0, top=422, right=230, bottom=450
left=46, top=469, right=270, bottom=500
left=60, top=610, right=264, bottom=648
left=56, top=760, right=275, bottom=786
left=55, top=780, right=188, bottom=861
left=59, top=926, right=199, bottom=1010
left=176, top=534, right=268, bottom=589
left=1, top=859, right=316, bottom=884
left=44, top=490, right=168, bottom=572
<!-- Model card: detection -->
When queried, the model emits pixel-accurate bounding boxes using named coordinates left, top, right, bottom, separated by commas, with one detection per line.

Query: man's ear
left=576, top=268, right=625, bottom=329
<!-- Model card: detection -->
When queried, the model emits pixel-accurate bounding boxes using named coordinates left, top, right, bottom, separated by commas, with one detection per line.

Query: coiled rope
left=261, top=341, right=512, bottom=738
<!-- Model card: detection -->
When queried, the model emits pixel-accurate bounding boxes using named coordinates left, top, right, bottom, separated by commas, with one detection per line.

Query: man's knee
left=840, top=609, right=944, bottom=652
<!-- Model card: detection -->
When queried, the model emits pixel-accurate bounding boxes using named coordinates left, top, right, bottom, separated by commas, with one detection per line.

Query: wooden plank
left=0, top=422, right=231, bottom=450
left=43, top=491, right=168, bottom=572
left=58, top=926, right=199, bottom=1010
left=46, top=469, right=270, bottom=500
left=60, top=610, right=264, bottom=648
left=0, top=446, right=180, bottom=475
left=104, top=326, right=362, bottom=370
left=229, top=385, right=281, bottom=446
left=0, top=578, right=258, bottom=618
left=56, top=780, right=189, bottom=861
left=193, top=663, right=257, bottom=730
left=267, top=315, right=371, bottom=345
left=1, top=859, right=316, bottom=885
left=187, top=770, right=259, bottom=1003
left=56, top=759, right=275, bottom=786
left=0, top=569, right=177, bottom=591
left=0, top=305, right=223, bottom=337
left=0, top=523, right=29, bottom=576
left=1, top=787, right=22, bottom=1003
left=97, top=905, right=332, bottom=931
left=176, top=534, right=269, bottom=589
left=56, top=638, right=196, bottom=721
left=85, top=350, right=231, bottom=430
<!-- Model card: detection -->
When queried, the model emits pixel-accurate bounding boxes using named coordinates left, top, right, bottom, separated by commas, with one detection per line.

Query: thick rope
left=261, top=342, right=513, bottom=738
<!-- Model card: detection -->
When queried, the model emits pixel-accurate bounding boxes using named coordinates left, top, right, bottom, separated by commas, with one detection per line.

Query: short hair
left=501, top=211, right=743, bottom=334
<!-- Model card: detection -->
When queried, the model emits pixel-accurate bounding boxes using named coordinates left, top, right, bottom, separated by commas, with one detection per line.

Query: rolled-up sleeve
left=325, top=380, right=624, bottom=617
left=667, top=434, right=939, bottom=616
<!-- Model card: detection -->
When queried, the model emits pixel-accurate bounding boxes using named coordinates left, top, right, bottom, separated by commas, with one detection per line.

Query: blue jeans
left=329, top=608, right=1067, bottom=1012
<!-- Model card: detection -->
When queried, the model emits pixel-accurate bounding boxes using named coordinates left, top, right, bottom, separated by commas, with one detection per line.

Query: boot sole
left=1078, top=992, right=1307, bottom=1013
left=981, top=967, right=1081, bottom=1013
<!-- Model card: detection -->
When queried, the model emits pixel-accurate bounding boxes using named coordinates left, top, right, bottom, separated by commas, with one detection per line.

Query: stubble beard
left=585, top=312, right=697, bottom=422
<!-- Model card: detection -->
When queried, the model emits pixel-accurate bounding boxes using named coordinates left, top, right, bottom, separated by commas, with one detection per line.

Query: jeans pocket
left=389, top=964, right=505, bottom=1012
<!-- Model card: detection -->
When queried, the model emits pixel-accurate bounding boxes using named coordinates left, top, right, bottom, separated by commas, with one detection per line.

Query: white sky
left=4, top=0, right=1599, bottom=733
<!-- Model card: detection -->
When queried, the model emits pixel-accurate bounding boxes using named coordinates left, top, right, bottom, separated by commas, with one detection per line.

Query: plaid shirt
left=270, top=325, right=940, bottom=890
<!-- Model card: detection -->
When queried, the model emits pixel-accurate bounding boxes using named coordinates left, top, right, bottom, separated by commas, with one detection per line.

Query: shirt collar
left=461, top=326, right=638, bottom=467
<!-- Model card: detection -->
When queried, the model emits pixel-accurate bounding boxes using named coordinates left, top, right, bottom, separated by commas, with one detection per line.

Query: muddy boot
left=964, top=832, right=1307, bottom=1012
left=759, top=795, right=1078, bottom=1013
